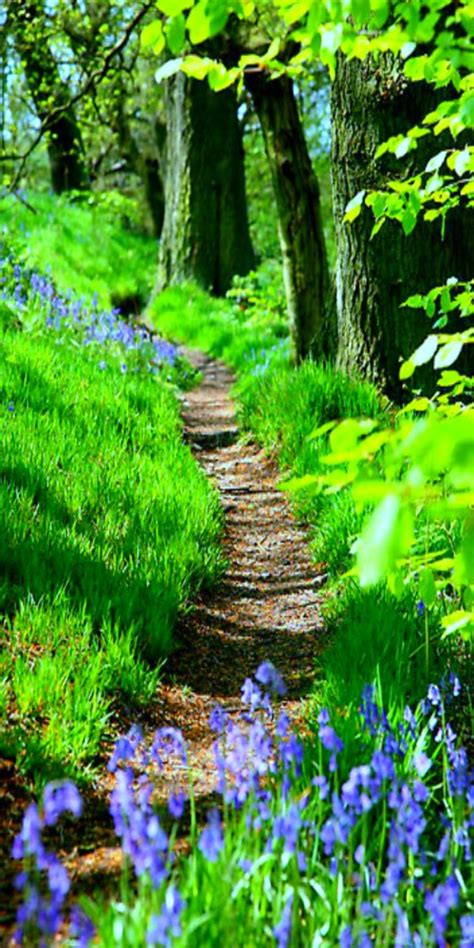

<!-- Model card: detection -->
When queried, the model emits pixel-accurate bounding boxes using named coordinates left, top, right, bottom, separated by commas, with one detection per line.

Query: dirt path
left=148, top=349, right=328, bottom=798
left=1, top=350, right=328, bottom=935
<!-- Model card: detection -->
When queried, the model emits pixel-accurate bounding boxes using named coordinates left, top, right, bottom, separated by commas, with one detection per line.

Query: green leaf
left=401, top=206, right=417, bottom=235
left=343, top=190, right=366, bottom=223
left=425, top=151, right=447, bottom=173
left=411, top=334, right=438, bottom=367
left=181, top=54, right=215, bottom=79
left=433, top=341, right=463, bottom=369
left=400, top=359, right=415, bottom=380
left=438, top=370, right=462, bottom=387
left=395, top=136, right=412, bottom=159
left=157, top=0, right=192, bottom=14
left=357, top=493, right=414, bottom=586
left=419, top=568, right=436, bottom=606
left=155, top=57, right=183, bottom=82
left=186, top=0, right=229, bottom=44
left=441, top=610, right=473, bottom=637
left=165, top=14, right=186, bottom=54
left=141, top=19, right=165, bottom=53
left=309, top=420, right=337, bottom=441
left=460, top=91, right=474, bottom=128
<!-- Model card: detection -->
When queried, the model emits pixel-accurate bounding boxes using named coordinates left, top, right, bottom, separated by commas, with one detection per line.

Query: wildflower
left=147, top=886, right=185, bottom=946
left=108, top=726, right=143, bottom=772
left=198, top=809, right=223, bottom=862
left=152, top=727, right=187, bottom=769
left=273, top=894, right=293, bottom=948
left=425, top=875, right=460, bottom=945
left=43, top=780, right=83, bottom=825
left=417, top=600, right=425, bottom=616
left=413, top=752, right=432, bottom=778
left=271, top=802, right=303, bottom=854
left=255, top=661, right=286, bottom=697
left=69, top=905, right=95, bottom=946
left=339, top=926, right=353, bottom=947
left=460, top=915, right=474, bottom=948
left=168, top=790, right=186, bottom=820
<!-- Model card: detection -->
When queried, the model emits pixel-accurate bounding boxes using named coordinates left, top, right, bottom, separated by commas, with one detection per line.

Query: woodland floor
left=0, top=350, right=329, bottom=941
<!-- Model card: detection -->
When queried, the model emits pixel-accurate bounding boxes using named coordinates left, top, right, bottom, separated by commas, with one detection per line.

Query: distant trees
left=246, top=71, right=330, bottom=361
left=6, top=0, right=89, bottom=193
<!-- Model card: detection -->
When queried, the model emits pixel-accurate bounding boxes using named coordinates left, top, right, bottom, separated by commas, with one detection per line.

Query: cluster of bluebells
left=0, top=245, right=176, bottom=375
left=11, top=781, right=84, bottom=945
left=12, top=665, right=473, bottom=946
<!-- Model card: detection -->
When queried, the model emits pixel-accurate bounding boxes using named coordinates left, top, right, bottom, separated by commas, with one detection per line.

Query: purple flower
left=168, top=790, right=186, bottom=820
left=273, top=894, right=293, bottom=948
left=198, top=810, right=224, bottom=862
left=460, top=915, right=474, bottom=948
left=417, top=600, right=425, bottom=616
left=70, top=905, right=95, bottom=946
left=147, top=886, right=185, bottom=946
left=152, top=727, right=187, bottom=769
left=255, top=661, right=286, bottom=697
left=427, top=684, right=442, bottom=707
left=43, top=781, right=83, bottom=825
left=339, top=926, right=353, bottom=948
left=425, top=875, right=460, bottom=945
left=108, top=726, right=143, bottom=773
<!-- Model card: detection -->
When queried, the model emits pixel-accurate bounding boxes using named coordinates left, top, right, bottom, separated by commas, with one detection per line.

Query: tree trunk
left=332, top=54, right=474, bottom=400
left=7, top=0, right=89, bottom=193
left=246, top=72, right=331, bottom=362
left=157, top=74, right=254, bottom=295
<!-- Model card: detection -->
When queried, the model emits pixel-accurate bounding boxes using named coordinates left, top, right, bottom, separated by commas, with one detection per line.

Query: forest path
left=2, top=350, right=328, bottom=933
left=150, top=349, right=328, bottom=797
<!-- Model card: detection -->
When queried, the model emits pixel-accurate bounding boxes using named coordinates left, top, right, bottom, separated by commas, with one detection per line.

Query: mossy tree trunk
left=157, top=74, right=254, bottom=295
left=7, top=0, right=89, bottom=193
left=246, top=72, right=331, bottom=362
left=332, top=54, right=474, bottom=399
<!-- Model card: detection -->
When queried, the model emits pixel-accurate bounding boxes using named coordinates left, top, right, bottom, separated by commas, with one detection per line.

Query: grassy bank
left=0, top=202, right=224, bottom=788
left=0, top=190, right=156, bottom=309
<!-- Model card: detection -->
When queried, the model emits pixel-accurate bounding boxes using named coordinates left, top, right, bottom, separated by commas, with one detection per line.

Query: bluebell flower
left=460, top=914, right=474, bottom=948
left=69, top=904, right=95, bottom=946
left=43, top=780, right=83, bottom=825
left=273, top=894, right=293, bottom=948
left=255, top=661, right=286, bottom=696
left=425, top=875, right=460, bottom=945
left=198, top=809, right=224, bottom=862
left=168, top=790, right=186, bottom=820
left=152, top=727, right=187, bottom=769
left=147, top=886, right=185, bottom=946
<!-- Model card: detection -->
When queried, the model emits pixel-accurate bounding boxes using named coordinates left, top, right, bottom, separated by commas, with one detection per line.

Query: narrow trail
left=148, top=349, right=328, bottom=799
left=2, top=350, right=328, bottom=934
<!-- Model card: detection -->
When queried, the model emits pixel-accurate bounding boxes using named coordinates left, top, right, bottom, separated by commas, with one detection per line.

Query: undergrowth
left=0, top=190, right=156, bottom=309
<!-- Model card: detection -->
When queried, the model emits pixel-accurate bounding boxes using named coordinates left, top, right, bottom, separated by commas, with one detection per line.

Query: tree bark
left=332, top=54, right=474, bottom=399
left=246, top=72, right=331, bottom=362
left=7, top=0, right=89, bottom=193
left=157, top=74, right=254, bottom=295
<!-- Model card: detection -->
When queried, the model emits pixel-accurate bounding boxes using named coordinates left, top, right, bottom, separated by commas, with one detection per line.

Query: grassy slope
left=0, top=200, right=223, bottom=788
left=0, top=191, right=156, bottom=308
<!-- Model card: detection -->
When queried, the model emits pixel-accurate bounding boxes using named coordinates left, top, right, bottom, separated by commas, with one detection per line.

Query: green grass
left=0, top=190, right=157, bottom=309
left=0, top=326, right=223, bottom=787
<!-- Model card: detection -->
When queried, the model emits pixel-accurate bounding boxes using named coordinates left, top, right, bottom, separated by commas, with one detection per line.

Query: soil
left=0, top=349, right=328, bottom=942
